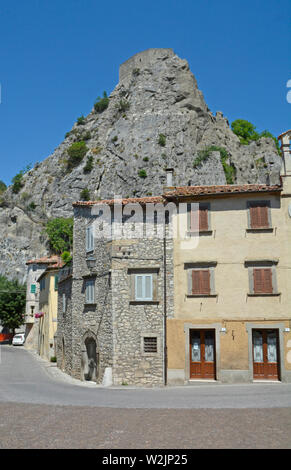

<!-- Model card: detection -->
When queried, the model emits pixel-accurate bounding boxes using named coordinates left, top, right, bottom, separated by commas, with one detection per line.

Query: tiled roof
left=163, top=183, right=282, bottom=198
left=26, top=255, right=61, bottom=265
left=73, top=184, right=282, bottom=208
left=73, top=196, right=164, bottom=207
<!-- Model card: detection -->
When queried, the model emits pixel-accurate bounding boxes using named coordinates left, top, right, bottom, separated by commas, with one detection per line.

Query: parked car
left=12, top=333, right=25, bottom=346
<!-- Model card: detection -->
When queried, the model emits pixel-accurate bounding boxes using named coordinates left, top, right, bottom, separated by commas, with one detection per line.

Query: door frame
left=184, top=323, right=221, bottom=381
left=246, top=323, right=285, bottom=382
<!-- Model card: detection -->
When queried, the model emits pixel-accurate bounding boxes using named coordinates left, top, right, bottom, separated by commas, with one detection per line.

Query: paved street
left=0, top=345, right=291, bottom=448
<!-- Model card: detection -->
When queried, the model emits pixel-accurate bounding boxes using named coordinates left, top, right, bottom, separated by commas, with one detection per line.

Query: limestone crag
left=0, top=48, right=282, bottom=281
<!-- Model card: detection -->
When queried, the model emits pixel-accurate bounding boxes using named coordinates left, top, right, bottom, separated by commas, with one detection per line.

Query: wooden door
left=253, top=329, right=280, bottom=380
left=190, top=330, right=216, bottom=379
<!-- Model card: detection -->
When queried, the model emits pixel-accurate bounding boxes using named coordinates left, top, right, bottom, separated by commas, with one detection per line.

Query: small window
left=85, top=279, right=95, bottom=304
left=135, top=274, right=153, bottom=301
left=54, top=275, right=59, bottom=291
left=30, top=284, right=36, bottom=294
left=249, top=202, right=270, bottom=229
left=86, top=225, right=94, bottom=252
left=191, top=270, right=210, bottom=295
left=188, top=203, right=210, bottom=232
left=253, top=268, right=273, bottom=294
left=144, top=337, right=157, bottom=353
left=40, top=278, right=45, bottom=291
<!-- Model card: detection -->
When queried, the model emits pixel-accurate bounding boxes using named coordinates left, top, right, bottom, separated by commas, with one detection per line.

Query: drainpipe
left=163, top=236, right=167, bottom=386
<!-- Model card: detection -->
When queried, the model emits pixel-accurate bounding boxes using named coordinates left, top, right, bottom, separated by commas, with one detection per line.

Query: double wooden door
left=252, top=329, right=280, bottom=380
left=190, top=330, right=216, bottom=379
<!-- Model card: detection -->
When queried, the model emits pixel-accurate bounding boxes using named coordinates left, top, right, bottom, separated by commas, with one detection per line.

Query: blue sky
left=0, top=0, right=290, bottom=185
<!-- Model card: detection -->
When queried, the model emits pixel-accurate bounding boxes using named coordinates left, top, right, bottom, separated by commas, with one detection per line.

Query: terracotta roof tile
left=163, top=183, right=282, bottom=198
left=26, top=255, right=61, bottom=265
left=73, top=196, right=164, bottom=207
left=73, top=184, right=282, bottom=208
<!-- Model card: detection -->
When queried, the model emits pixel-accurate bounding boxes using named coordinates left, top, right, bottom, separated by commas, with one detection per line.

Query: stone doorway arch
left=81, top=331, right=98, bottom=382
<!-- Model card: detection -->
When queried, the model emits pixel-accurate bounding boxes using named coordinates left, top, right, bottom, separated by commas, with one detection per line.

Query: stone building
left=57, top=196, right=174, bottom=386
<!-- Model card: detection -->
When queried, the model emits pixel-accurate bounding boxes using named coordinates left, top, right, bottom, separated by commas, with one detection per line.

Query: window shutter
left=135, top=275, right=143, bottom=300
left=250, top=204, right=269, bottom=228
left=200, top=270, right=210, bottom=294
left=192, top=270, right=210, bottom=294
left=144, top=275, right=152, bottom=300
left=253, top=268, right=272, bottom=293
left=86, top=280, right=95, bottom=303
left=192, top=270, right=200, bottom=294
left=86, top=226, right=94, bottom=252
left=30, top=284, right=36, bottom=294
left=144, top=337, right=157, bottom=353
left=199, top=206, right=208, bottom=231
left=54, top=275, right=58, bottom=291
left=135, top=274, right=153, bottom=300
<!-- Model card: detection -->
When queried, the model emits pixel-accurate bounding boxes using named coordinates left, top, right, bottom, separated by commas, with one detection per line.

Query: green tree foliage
left=0, top=276, right=26, bottom=332
left=0, top=180, right=7, bottom=194
left=67, top=141, right=88, bottom=170
left=138, top=169, right=147, bottom=178
left=231, top=120, right=280, bottom=154
left=61, top=251, right=72, bottom=264
left=94, top=91, right=109, bottom=113
left=193, top=146, right=236, bottom=184
left=45, top=218, right=73, bottom=254
left=11, top=171, right=25, bottom=194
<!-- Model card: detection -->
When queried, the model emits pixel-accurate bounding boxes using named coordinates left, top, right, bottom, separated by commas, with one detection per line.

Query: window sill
left=187, top=230, right=213, bottom=236
left=246, top=228, right=273, bottom=233
left=130, top=300, right=159, bottom=305
left=186, top=294, right=217, bottom=298
left=84, top=302, right=97, bottom=306
left=247, top=293, right=281, bottom=297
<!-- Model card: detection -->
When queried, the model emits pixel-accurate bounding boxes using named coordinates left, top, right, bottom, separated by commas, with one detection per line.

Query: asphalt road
left=1, top=345, right=291, bottom=449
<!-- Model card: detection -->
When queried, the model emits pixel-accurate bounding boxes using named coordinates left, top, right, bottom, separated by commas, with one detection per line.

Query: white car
left=12, top=333, right=25, bottom=346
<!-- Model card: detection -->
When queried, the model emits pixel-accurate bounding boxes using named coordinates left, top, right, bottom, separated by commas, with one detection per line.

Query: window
left=245, top=261, right=279, bottom=295
left=186, top=263, right=217, bottom=297
left=253, top=268, right=273, bottom=294
left=54, top=275, right=59, bottom=291
left=40, top=278, right=45, bottom=291
left=143, top=337, right=157, bottom=353
left=85, top=279, right=95, bottom=304
left=248, top=201, right=271, bottom=229
left=135, top=274, right=153, bottom=301
left=188, top=203, right=211, bottom=233
left=86, top=225, right=94, bottom=252
left=191, top=270, right=210, bottom=295
left=30, top=284, right=36, bottom=294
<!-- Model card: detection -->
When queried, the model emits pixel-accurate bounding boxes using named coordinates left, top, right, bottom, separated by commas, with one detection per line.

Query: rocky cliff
left=0, top=48, right=282, bottom=281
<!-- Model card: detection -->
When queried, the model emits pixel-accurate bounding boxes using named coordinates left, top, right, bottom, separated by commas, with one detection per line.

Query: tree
left=0, top=276, right=26, bottom=333
left=45, top=218, right=73, bottom=254
left=231, top=119, right=260, bottom=144
left=0, top=180, right=7, bottom=194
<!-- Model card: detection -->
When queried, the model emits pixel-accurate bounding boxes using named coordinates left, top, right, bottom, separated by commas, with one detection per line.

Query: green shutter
left=30, top=284, right=36, bottom=294
left=54, top=275, right=59, bottom=291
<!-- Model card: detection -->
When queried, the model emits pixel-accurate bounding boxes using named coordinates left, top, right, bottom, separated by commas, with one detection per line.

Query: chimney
left=165, top=168, right=174, bottom=188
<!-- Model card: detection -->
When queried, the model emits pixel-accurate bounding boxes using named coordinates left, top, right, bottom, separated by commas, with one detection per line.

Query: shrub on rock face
left=11, top=171, right=24, bottom=194
left=94, top=92, right=109, bottom=113
left=158, top=134, right=166, bottom=147
left=77, top=115, right=85, bottom=125
left=83, top=156, right=94, bottom=173
left=67, top=141, right=88, bottom=170
left=80, top=188, right=90, bottom=201
left=138, top=169, right=147, bottom=178
left=0, top=181, right=7, bottom=194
